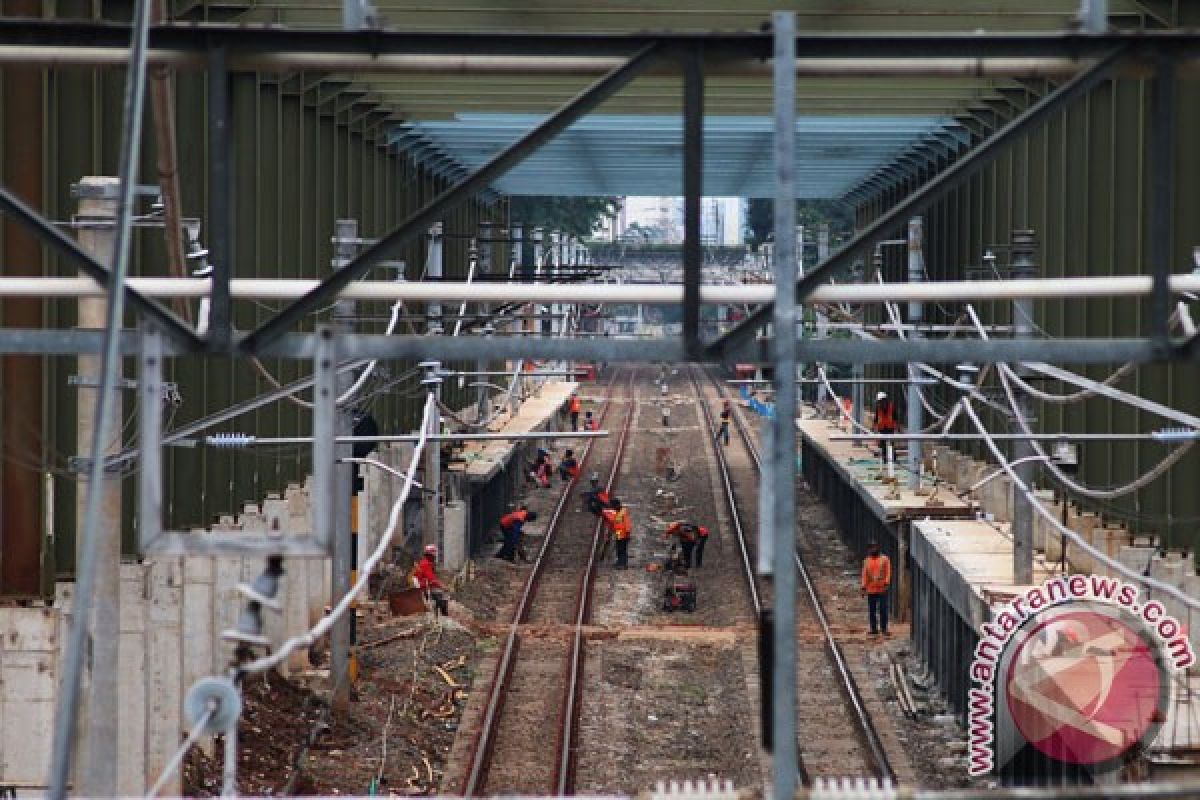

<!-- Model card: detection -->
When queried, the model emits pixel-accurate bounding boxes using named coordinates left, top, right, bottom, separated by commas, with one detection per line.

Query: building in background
left=602, top=196, right=745, bottom=246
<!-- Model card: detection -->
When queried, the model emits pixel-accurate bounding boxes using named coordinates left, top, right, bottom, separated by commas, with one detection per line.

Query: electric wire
left=237, top=391, right=435, bottom=676
left=961, top=397, right=1200, bottom=613
left=143, top=704, right=216, bottom=798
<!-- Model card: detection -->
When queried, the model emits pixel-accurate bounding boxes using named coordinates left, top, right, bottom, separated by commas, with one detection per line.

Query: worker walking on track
left=715, top=400, right=732, bottom=446
left=412, top=544, right=449, bottom=616
left=496, top=505, right=538, bottom=563
left=861, top=541, right=892, bottom=637
left=601, top=498, right=633, bottom=569
left=568, top=392, right=583, bottom=431
left=662, top=521, right=706, bottom=568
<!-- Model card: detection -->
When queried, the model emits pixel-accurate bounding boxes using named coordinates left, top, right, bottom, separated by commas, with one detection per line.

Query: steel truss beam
left=705, top=45, right=1129, bottom=361
left=238, top=42, right=665, bottom=354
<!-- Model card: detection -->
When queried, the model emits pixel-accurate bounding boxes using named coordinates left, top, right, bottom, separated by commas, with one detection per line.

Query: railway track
left=694, top=366, right=895, bottom=787
left=459, top=367, right=637, bottom=797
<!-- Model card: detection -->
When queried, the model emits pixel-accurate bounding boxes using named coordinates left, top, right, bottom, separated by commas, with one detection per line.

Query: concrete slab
left=451, top=381, right=578, bottom=483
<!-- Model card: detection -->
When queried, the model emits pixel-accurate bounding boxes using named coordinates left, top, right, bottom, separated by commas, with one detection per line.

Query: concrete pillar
left=906, top=217, right=924, bottom=490
left=443, top=501, right=468, bottom=570
left=144, top=558, right=184, bottom=797
left=74, top=175, right=122, bottom=797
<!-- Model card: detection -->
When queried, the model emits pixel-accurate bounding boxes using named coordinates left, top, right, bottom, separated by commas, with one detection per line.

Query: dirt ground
left=184, top=598, right=480, bottom=797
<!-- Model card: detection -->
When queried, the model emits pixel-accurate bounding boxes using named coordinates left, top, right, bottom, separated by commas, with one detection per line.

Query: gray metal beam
left=706, top=45, right=1129, bottom=362
left=238, top=42, right=664, bottom=353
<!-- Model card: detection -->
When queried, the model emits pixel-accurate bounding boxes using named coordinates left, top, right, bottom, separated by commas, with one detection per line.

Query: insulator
left=206, top=432, right=255, bottom=448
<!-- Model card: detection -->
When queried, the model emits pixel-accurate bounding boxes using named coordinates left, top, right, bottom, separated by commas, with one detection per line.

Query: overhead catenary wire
left=961, top=397, right=1200, bottom=614
left=237, top=390, right=435, bottom=676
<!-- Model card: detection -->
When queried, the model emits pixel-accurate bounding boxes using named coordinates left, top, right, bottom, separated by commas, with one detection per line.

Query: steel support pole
left=137, top=326, right=164, bottom=553
left=425, top=223, right=443, bottom=333
left=50, top=3, right=152, bottom=792
left=1011, top=230, right=1038, bottom=586
left=1080, top=0, right=1108, bottom=33
left=769, top=12, right=798, bottom=800
left=239, top=43, right=663, bottom=353
left=207, top=45, right=232, bottom=350
left=906, top=217, right=924, bottom=490
left=706, top=45, right=1127, bottom=361
left=422, top=366, right=443, bottom=555
left=682, top=44, right=704, bottom=358
left=1149, top=54, right=1175, bottom=349
left=330, top=227, right=356, bottom=711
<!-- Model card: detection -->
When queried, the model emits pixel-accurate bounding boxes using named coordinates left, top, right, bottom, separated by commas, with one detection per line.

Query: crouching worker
left=497, top=505, right=538, bottom=563
left=662, top=521, right=699, bottom=568
left=559, top=448, right=580, bottom=483
left=582, top=472, right=612, bottom=516
left=412, top=544, right=449, bottom=616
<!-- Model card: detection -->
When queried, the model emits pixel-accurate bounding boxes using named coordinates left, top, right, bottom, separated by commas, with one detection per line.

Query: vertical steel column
left=138, top=326, right=165, bottom=553
left=477, top=221, right=495, bottom=416
left=1080, top=0, right=1108, bottom=32
left=533, top=227, right=548, bottom=335
left=907, top=217, right=924, bottom=490
left=330, top=223, right=357, bottom=711
left=421, top=363, right=443, bottom=553
left=1011, top=230, right=1038, bottom=585
left=207, top=45, right=232, bottom=350
left=313, top=329, right=338, bottom=554
left=50, top=0, right=152, bottom=791
left=1149, top=54, right=1175, bottom=348
left=769, top=12, right=799, bottom=799
left=425, top=223, right=444, bottom=334
left=682, top=44, right=704, bottom=358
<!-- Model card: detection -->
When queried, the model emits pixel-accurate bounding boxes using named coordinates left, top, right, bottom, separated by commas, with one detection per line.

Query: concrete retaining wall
left=0, top=481, right=330, bottom=795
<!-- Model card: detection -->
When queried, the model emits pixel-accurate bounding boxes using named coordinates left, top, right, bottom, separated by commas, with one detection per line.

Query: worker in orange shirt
left=497, top=505, right=538, bottom=563
left=663, top=521, right=700, bottom=568
left=861, top=541, right=892, bottom=637
left=601, top=498, right=633, bottom=569
left=568, top=392, right=583, bottom=431
left=558, top=448, right=580, bottom=482
left=873, top=391, right=897, bottom=452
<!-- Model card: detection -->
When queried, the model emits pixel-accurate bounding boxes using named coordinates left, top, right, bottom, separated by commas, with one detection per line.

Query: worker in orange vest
left=497, top=505, right=538, bottom=563
left=412, top=544, right=449, bottom=615
left=873, top=391, right=897, bottom=451
left=568, top=392, right=583, bottom=431
left=601, top=498, right=633, bottom=569
left=665, top=521, right=713, bottom=568
left=861, top=541, right=893, bottom=637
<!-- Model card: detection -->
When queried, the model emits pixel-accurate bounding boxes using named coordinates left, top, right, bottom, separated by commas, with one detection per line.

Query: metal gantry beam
left=237, top=42, right=665, bottom=353
left=705, top=44, right=1129, bottom=361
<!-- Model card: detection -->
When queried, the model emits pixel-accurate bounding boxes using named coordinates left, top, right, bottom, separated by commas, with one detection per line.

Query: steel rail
left=459, top=368, right=624, bottom=798
left=708, top=371, right=896, bottom=786
left=689, top=366, right=762, bottom=616
left=554, top=367, right=637, bottom=795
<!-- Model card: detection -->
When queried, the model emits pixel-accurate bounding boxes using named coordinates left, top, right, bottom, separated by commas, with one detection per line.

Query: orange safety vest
left=861, top=554, right=892, bottom=595
left=603, top=508, right=632, bottom=540
left=500, top=509, right=529, bottom=530
left=874, top=400, right=897, bottom=431
left=666, top=521, right=697, bottom=543
left=569, top=396, right=582, bottom=413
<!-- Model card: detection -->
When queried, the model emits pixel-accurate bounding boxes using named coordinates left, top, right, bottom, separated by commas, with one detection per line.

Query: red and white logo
left=1004, top=606, right=1166, bottom=768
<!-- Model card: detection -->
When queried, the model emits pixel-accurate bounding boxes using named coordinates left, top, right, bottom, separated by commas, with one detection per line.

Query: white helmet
left=423, top=544, right=438, bottom=557
left=876, top=391, right=888, bottom=401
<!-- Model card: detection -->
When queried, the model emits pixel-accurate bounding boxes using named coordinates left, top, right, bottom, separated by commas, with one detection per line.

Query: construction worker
left=568, top=392, right=583, bottom=431
left=861, top=541, right=892, bottom=637
left=412, top=544, right=449, bottom=616
left=693, top=523, right=710, bottom=567
left=663, top=521, right=700, bottom=568
left=873, top=391, right=897, bottom=451
left=582, top=472, right=612, bottom=516
left=497, top=505, right=538, bottom=562
left=528, top=448, right=553, bottom=488
left=583, top=410, right=598, bottom=431
left=715, top=400, right=732, bottom=446
left=559, top=448, right=580, bottom=483
left=601, top=498, right=633, bottom=569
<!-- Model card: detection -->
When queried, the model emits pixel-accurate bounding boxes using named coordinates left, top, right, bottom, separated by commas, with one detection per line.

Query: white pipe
left=13, top=274, right=1200, bottom=304
left=0, top=47, right=1167, bottom=79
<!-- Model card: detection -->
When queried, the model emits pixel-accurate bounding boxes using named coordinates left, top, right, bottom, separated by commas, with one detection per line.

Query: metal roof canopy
left=395, top=114, right=956, bottom=198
